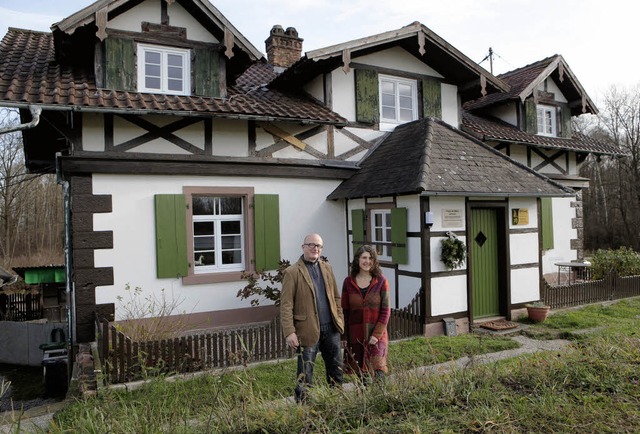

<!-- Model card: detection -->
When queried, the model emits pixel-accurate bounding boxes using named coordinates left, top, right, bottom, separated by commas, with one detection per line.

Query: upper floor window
left=379, top=75, right=418, bottom=127
left=537, top=105, right=557, bottom=137
left=137, top=44, right=190, bottom=95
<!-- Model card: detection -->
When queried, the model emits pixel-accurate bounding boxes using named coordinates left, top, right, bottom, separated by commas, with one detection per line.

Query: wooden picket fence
left=96, top=291, right=425, bottom=384
left=0, top=291, right=41, bottom=321
left=542, top=270, right=640, bottom=309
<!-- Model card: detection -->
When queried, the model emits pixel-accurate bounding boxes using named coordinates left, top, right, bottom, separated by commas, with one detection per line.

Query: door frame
left=466, top=200, right=510, bottom=323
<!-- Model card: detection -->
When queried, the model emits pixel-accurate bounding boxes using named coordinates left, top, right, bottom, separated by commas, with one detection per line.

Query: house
left=461, top=55, right=619, bottom=280
left=0, top=0, right=614, bottom=344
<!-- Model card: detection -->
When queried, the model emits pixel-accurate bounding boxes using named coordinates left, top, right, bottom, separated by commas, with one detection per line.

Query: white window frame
left=379, top=74, right=418, bottom=130
left=370, top=209, right=392, bottom=261
left=537, top=104, right=557, bottom=137
left=191, top=196, right=245, bottom=274
left=137, top=43, right=190, bottom=95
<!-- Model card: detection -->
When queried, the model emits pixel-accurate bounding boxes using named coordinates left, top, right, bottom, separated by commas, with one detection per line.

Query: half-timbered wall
left=508, top=197, right=540, bottom=304
left=344, top=195, right=422, bottom=311
left=81, top=113, right=381, bottom=162
left=429, top=197, right=467, bottom=316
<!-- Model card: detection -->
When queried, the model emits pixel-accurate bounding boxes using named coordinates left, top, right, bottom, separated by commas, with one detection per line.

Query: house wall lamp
left=425, top=211, right=434, bottom=227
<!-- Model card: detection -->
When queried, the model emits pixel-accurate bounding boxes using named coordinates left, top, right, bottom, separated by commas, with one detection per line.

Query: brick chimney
left=265, top=25, right=303, bottom=69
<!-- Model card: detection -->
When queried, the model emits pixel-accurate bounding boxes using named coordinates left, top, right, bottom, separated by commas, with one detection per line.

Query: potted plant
left=525, top=301, right=551, bottom=322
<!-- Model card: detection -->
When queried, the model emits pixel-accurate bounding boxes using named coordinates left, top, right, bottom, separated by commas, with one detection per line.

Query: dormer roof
left=271, top=21, right=509, bottom=103
left=465, top=55, right=597, bottom=115
left=51, top=0, right=263, bottom=61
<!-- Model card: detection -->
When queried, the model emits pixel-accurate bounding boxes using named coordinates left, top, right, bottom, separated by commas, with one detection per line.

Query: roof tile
left=0, top=28, right=345, bottom=124
left=461, top=111, right=621, bottom=155
left=328, top=117, right=572, bottom=200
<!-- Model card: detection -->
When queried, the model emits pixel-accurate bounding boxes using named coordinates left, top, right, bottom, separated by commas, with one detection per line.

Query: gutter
left=0, top=105, right=42, bottom=134
left=420, top=191, right=575, bottom=198
left=0, top=102, right=348, bottom=127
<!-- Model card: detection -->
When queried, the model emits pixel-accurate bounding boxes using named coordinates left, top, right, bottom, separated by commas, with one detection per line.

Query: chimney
left=265, top=25, right=303, bottom=69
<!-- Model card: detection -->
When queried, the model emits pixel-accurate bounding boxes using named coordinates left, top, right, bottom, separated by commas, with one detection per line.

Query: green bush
left=590, top=247, right=640, bottom=279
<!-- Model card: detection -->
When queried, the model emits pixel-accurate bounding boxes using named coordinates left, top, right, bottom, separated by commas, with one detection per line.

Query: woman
left=341, top=245, right=391, bottom=381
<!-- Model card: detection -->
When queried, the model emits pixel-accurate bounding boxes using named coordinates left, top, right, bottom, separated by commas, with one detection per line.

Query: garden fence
left=96, top=291, right=424, bottom=384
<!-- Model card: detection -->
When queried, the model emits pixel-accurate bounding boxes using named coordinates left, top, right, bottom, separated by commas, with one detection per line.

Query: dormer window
left=536, top=105, right=557, bottom=137
left=379, top=74, right=418, bottom=129
left=137, top=44, right=191, bottom=95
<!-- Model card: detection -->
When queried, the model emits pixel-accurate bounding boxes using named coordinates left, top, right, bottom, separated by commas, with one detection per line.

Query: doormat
left=480, top=320, right=519, bottom=331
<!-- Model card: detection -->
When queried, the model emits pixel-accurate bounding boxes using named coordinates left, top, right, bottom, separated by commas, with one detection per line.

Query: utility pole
left=488, top=47, right=493, bottom=74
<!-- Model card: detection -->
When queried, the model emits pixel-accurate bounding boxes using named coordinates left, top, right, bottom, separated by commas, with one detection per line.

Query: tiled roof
left=464, top=56, right=559, bottom=110
left=461, top=112, right=621, bottom=155
left=328, top=117, right=573, bottom=200
left=0, top=28, right=346, bottom=124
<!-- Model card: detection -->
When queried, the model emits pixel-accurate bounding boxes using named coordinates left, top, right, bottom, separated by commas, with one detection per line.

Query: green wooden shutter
left=351, top=209, right=365, bottom=251
left=540, top=197, right=554, bottom=250
left=355, top=69, right=379, bottom=124
left=105, top=38, right=136, bottom=91
left=155, top=194, right=188, bottom=278
left=254, top=194, right=280, bottom=271
left=391, top=207, right=408, bottom=264
left=525, top=99, right=537, bottom=134
left=194, top=48, right=220, bottom=97
left=422, top=77, right=442, bottom=119
left=559, top=103, right=572, bottom=138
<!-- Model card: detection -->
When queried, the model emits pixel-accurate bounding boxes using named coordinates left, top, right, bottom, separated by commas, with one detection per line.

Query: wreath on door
left=440, top=234, right=466, bottom=269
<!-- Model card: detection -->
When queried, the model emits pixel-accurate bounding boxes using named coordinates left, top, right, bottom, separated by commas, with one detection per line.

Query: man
left=280, top=233, right=344, bottom=402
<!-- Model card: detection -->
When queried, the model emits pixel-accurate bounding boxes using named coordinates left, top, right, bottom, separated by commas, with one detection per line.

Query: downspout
left=56, top=153, right=75, bottom=350
left=0, top=105, right=42, bottom=134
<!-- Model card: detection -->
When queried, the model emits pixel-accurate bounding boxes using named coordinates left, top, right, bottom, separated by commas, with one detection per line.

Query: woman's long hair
left=350, top=245, right=381, bottom=278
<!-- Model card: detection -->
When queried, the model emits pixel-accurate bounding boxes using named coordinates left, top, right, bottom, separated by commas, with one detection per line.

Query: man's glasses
left=303, top=243, right=323, bottom=250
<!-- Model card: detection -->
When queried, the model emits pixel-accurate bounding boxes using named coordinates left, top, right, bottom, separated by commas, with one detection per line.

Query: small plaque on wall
left=512, top=208, right=529, bottom=225
left=442, top=209, right=463, bottom=227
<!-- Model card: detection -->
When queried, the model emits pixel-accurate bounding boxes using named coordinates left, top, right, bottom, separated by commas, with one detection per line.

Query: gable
left=538, top=78, right=568, bottom=104
left=107, top=0, right=218, bottom=44
left=355, top=46, right=443, bottom=78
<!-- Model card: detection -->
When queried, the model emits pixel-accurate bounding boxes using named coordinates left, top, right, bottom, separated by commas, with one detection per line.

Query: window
left=371, top=210, right=392, bottom=261
left=379, top=75, right=418, bottom=126
left=537, top=105, right=557, bottom=137
left=138, top=44, right=190, bottom=95
left=192, top=196, right=244, bottom=273
left=155, top=190, right=280, bottom=284
left=351, top=208, right=408, bottom=264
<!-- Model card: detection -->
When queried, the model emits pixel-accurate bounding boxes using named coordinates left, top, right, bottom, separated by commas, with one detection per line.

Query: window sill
left=182, top=270, right=245, bottom=285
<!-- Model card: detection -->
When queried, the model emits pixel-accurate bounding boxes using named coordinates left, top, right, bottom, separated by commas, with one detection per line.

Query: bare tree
left=580, top=85, right=640, bottom=251
left=0, top=108, right=63, bottom=269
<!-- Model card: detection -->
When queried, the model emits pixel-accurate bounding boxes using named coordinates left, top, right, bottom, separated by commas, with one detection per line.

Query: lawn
left=29, top=298, right=640, bottom=432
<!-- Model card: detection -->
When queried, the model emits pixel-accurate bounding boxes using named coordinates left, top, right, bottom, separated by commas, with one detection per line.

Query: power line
left=478, top=47, right=517, bottom=74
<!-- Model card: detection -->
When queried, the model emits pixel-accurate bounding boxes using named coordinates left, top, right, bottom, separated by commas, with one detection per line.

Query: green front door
left=471, top=208, right=500, bottom=318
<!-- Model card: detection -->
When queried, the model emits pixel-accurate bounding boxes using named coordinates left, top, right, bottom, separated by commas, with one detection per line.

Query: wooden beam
left=258, top=122, right=306, bottom=150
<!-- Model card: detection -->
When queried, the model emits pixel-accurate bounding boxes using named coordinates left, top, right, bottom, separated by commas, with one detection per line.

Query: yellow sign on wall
left=512, top=208, right=529, bottom=225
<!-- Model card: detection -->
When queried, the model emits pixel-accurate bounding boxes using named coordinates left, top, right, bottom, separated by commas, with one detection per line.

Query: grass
left=17, top=298, right=640, bottom=433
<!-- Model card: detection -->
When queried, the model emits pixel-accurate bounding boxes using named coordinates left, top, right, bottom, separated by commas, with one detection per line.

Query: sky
left=0, top=0, right=638, bottom=105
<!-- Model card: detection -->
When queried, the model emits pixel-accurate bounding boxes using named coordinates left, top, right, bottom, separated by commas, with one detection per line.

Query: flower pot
left=526, top=305, right=550, bottom=322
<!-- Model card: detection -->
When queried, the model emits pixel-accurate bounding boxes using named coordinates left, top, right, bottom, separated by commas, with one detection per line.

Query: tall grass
left=25, top=298, right=640, bottom=432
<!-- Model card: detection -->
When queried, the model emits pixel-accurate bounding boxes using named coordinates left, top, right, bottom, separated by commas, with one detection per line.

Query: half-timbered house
left=0, top=0, right=615, bottom=343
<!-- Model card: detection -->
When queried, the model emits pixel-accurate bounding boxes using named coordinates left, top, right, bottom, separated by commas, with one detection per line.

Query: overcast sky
left=0, top=0, right=638, bottom=105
